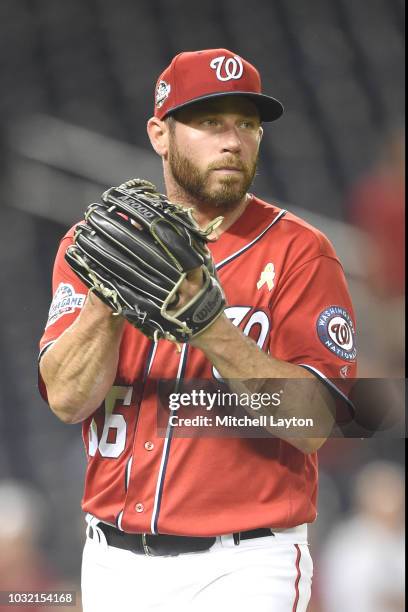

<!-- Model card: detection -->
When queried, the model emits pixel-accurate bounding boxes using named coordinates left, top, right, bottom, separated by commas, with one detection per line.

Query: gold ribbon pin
left=257, top=263, right=276, bottom=291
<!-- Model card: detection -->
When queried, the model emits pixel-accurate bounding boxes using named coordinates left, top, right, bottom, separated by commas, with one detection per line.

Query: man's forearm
left=40, top=293, right=125, bottom=424
left=191, top=315, right=334, bottom=453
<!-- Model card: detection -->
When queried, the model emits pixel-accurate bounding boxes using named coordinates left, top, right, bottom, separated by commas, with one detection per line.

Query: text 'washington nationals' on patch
left=46, top=283, right=86, bottom=328
left=316, top=305, right=357, bottom=361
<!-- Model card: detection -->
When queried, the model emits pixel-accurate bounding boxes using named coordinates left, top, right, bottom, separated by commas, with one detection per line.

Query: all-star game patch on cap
left=154, top=48, right=284, bottom=122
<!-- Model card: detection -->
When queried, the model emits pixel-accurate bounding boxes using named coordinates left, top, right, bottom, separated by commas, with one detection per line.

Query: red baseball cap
left=154, top=48, right=284, bottom=122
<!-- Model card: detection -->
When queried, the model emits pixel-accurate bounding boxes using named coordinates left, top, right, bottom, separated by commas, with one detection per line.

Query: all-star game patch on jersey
left=39, top=194, right=357, bottom=536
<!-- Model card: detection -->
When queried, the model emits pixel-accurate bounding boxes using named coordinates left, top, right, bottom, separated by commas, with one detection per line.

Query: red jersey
left=39, top=195, right=357, bottom=535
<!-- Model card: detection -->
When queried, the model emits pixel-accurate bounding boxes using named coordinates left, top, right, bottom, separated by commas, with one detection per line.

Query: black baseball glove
left=65, top=179, right=226, bottom=344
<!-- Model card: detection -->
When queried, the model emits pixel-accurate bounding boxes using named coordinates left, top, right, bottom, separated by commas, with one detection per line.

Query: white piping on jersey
left=147, top=341, right=158, bottom=376
left=299, top=363, right=356, bottom=417
left=150, top=343, right=188, bottom=535
left=125, top=457, right=132, bottom=491
left=215, top=209, right=287, bottom=270
left=117, top=340, right=158, bottom=529
left=117, top=510, right=124, bottom=531
left=38, top=340, right=56, bottom=361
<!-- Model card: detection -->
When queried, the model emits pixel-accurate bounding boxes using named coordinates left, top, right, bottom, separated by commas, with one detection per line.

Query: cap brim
left=164, top=91, right=284, bottom=122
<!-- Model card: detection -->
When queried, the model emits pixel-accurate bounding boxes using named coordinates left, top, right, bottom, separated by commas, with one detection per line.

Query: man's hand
left=168, top=268, right=205, bottom=311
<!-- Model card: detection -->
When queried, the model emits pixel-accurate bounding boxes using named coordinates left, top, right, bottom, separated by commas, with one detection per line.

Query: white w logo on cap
left=210, top=55, right=244, bottom=81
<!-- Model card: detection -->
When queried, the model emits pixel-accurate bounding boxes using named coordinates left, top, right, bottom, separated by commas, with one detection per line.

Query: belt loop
left=142, top=533, right=152, bottom=556
left=85, top=513, right=94, bottom=540
left=233, top=532, right=240, bottom=546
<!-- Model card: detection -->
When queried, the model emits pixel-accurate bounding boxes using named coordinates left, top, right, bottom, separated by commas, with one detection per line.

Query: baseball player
left=38, top=49, right=357, bottom=612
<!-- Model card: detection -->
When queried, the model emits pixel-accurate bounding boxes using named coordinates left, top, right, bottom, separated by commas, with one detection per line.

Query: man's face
left=167, top=96, right=262, bottom=208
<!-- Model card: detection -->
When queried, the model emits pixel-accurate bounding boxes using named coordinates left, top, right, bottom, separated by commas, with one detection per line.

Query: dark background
left=0, top=1, right=404, bottom=610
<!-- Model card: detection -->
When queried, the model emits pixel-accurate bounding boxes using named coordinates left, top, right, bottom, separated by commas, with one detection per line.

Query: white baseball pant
left=81, top=520, right=312, bottom=612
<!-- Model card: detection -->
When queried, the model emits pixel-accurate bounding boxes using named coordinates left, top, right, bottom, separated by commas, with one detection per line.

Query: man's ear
left=258, top=126, right=264, bottom=142
left=147, top=117, right=169, bottom=157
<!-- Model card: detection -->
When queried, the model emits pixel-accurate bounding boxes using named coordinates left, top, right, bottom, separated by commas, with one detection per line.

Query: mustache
left=207, top=158, right=247, bottom=172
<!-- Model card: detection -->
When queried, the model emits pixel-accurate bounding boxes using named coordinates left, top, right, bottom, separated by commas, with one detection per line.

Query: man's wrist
left=190, top=313, right=232, bottom=350
left=80, top=292, right=125, bottom=329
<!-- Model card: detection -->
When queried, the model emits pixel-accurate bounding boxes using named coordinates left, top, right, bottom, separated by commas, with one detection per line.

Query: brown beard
left=168, top=138, right=258, bottom=209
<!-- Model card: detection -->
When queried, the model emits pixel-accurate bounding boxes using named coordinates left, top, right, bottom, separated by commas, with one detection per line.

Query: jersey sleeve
left=39, top=229, right=88, bottom=354
left=269, top=247, right=357, bottom=420
left=38, top=228, right=88, bottom=401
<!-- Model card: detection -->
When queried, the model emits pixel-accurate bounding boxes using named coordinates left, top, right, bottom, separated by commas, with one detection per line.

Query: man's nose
left=221, top=127, right=242, bottom=153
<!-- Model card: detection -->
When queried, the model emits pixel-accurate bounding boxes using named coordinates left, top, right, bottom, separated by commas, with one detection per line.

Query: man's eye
left=240, top=120, right=256, bottom=129
left=202, top=119, right=218, bottom=126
